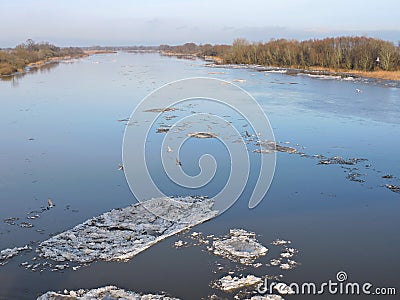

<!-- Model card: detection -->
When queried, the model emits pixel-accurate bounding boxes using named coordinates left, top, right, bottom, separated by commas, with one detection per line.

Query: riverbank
left=161, top=51, right=400, bottom=82
left=0, top=51, right=120, bottom=77
left=307, top=66, right=400, bottom=81
left=0, top=53, right=87, bottom=77
left=203, top=60, right=400, bottom=84
left=27, top=53, right=88, bottom=68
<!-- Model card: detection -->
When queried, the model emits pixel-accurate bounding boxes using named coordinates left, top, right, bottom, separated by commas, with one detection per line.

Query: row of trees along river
left=161, top=36, right=400, bottom=72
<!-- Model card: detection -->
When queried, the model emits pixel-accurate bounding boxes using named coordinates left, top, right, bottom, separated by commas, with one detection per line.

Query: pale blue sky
left=1, top=0, right=399, bottom=47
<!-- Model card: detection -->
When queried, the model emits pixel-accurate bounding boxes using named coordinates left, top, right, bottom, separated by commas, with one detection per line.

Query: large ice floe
left=214, top=274, right=263, bottom=292
left=37, top=286, right=180, bottom=300
left=37, top=196, right=218, bottom=263
left=212, top=229, right=268, bottom=265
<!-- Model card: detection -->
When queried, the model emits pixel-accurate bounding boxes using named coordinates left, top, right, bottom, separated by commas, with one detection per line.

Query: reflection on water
left=0, top=62, right=61, bottom=87
left=0, top=53, right=399, bottom=299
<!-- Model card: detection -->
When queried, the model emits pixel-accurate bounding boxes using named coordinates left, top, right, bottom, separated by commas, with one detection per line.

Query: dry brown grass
left=0, top=63, right=15, bottom=76
left=310, top=66, right=400, bottom=81
left=348, top=70, right=400, bottom=81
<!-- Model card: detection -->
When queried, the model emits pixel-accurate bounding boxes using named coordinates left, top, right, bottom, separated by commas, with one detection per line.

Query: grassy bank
left=268, top=65, right=400, bottom=81
left=332, top=69, right=400, bottom=81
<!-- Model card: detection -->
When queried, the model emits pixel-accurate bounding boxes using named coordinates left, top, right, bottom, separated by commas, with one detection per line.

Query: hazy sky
left=1, top=0, right=399, bottom=47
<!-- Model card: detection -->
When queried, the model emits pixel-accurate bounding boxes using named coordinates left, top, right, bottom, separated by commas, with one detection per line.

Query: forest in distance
left=1, top=36, right=400, bottom=77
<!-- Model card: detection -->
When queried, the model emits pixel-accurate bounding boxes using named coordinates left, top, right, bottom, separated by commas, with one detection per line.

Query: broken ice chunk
left=274, top=283, right=295, bottom=295
left=215, top=274, right=263, bottom=292
left=37, top=285, right=181, bottom=300
left=212, top=229, right=268, bottom=265
left=38, top=196, right=218, bottom=263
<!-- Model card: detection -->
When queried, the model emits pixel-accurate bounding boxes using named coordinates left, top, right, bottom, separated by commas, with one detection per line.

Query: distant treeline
left=161, top=37, right=400, bottom=72
left=81, top=45, right=159, bottom=51
left=0, top=39, right=84, bottom=76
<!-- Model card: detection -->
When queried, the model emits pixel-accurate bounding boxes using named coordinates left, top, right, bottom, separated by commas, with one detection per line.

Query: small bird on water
left=176, top=158, right=182, bottom=166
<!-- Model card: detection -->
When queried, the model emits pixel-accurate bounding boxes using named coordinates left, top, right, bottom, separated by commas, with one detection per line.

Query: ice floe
left=269, top=259, right=281, bottom=266
left=254, top=141, right=297, bottom=154
left=37, top=196, right=218, bottom=264
left=174, top=240, right=188, bottom=248
left=318, top=156, right=367, bottom=165
left=144, top=107, right=177, bottom=113
left=280, top=248, right=297, bottom=259
left=212, top=229, right=268, bottom=265
left=187, top=132, right=218, bottom=138
left=37, top=285, right=180, bottom=300
left=214, top=274, right=262, bottom=292
left=274, top=283, right=295, bottom=295
left=271, top=239, right=291, bottom=246
left=385, top=184, right=400, bottom=193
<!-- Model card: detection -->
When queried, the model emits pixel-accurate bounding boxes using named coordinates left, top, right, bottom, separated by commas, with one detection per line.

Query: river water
left=0, top=52, right=399, bottom=299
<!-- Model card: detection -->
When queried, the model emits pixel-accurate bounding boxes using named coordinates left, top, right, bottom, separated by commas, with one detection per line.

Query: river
left=0, top=52, right=399, bottom=299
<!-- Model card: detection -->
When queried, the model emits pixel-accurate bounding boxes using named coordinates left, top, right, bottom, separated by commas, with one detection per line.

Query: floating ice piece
left=0, top=245, right=31, bottom=266
left=156, top=127, right=170, bottom=133
left=37, top=285, right=180, bottom=300
left=38, top=197, right=218, bottom=263
left=271, top=239, right=291, bottom=246
left=174, top=240, right=187, bottom=248
left=280, top=252, right=292, bottom=258
left=215, top=274, right=262, bottom=292
left=144, top=107, right=177, bottom=113
left=255, top=141, right=297, bottom=154
left=248, top=295, right=284, bottom=300
left=279, top=263, right=291, bottom=270
left=19, top=222, right=34, bottom=228
left=187, top=132, right=218, bottom=139
left=27, top=214, right=40, bottom=220
left=270, top=259, right=281, bottom=266
left=386, top=184, right=400, bottom=193
left=318, top=156, right=367, bottom=165
left=382, top=174, right=393, bottom=179
left=212, top=229, right=268, bottom=265
left=4, top=217, right=19, bottom=225
left=280, top=247, right=297, bottom=259
left=274, top=283, right=295, bottom=295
